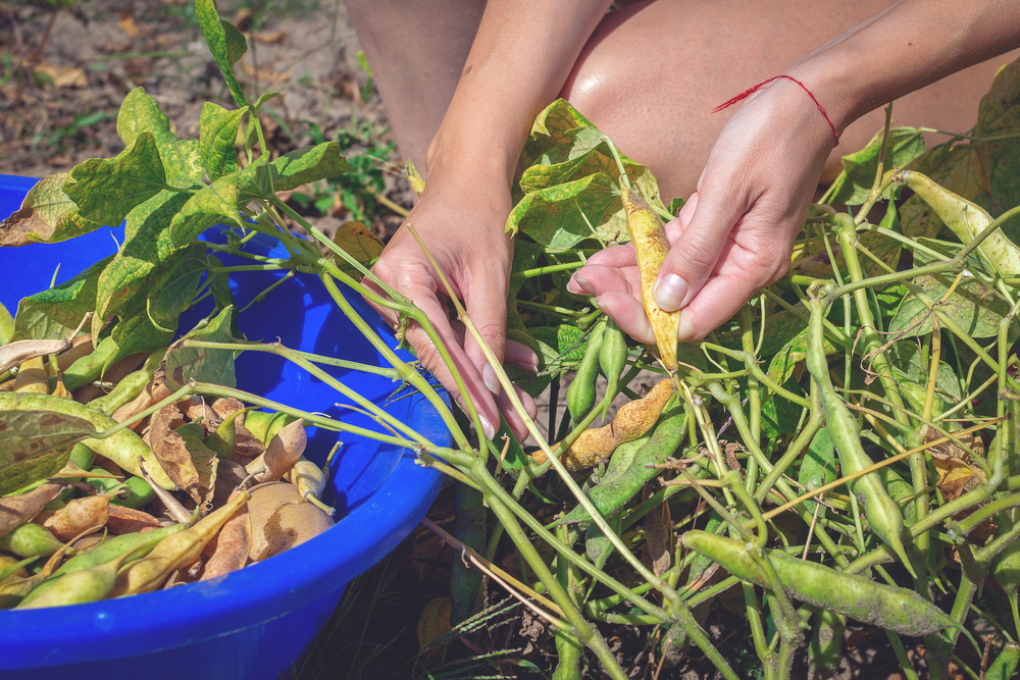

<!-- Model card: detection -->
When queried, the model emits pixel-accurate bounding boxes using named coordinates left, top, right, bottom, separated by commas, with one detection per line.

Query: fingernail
left=483, top=364, right=501, bottom=396
left=654, top=273, right=688, bottom=312
left=514, top=362, right=539, bottom=374
left=567, top=275, right=592, bottom=296
left=479, top=415, right=496, bottom=441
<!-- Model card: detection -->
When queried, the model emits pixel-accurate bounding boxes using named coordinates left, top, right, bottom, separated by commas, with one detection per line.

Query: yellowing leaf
left=417, top=596, right=451, bottom=665
left=331, top=221, right=383, bottom=277
left=406, top=159, right=425, bottom=196
left=0, top=173, right=103, bottom=247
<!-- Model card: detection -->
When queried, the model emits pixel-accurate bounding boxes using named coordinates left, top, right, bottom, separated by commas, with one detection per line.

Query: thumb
left=652, top=188, right=748, bottom=313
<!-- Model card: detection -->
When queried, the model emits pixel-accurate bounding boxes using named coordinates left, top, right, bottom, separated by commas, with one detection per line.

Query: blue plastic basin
left=0, top=174, right=447, bottom=679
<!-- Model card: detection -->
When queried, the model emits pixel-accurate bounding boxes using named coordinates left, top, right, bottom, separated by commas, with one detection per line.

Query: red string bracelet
left=712, top=74, right=840, bottom=147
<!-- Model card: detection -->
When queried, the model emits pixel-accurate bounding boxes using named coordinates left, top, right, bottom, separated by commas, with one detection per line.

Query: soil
left=0, top=0, right=412, bottom=240
left=0, top=4, right=980, bottom=679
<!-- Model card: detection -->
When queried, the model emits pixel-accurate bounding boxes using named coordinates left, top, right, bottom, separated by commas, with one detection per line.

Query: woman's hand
left=568, top=77, right=835, bottom=343
left=364, top=170, right=538, bottom=442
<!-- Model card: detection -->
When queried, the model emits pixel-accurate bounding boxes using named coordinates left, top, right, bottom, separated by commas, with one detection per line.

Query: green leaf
left=64, top=132, right=169, bottom=228
left=199, top=102, right=246, bottom=181
left=797, top=427, right=836, bottom=514
left=888, top=270, right=1009, bottom=339
left=12, top=255, right=112, bottom=342
left=761, top=385, right=804, bottom=438
left=506, top=239, right=543, bottom=331
left=766, top=328, right=839, bottom=387
left=236, top=143, right=351, bottom=200
left=668, top=197, right=685, bottom=215
left=974, top=59, right=1020, bottom=219
left=93, top=190, right=191, bottom=335
left=170, top=175, right=242, bottom=245
left=886, top=341, right=963, bottom=403
left=252, top=91, right=280, bottom=113
left=522, top=99, right=604, bottom=168
left=107, top=312, right=176, bottom=371
left=0, top=173, right=103, bottom=247
left=0, top=410, right=94, bottom=494
left=146, top=243, right=208, bottom=333
left=195, top=0, right=248, bottom=107
left=117, top=87, right=204, bottom=185
left=557, top=325, right=587, bottom=363
left=164, top=305, right=238, bottom=391
left=827, top=127, right=925, bottom=205
left=206, top=253, right=235, bottom=311
left=506, top=173, right=620, bottom=250
left=221, top=19, right=248, bottom=66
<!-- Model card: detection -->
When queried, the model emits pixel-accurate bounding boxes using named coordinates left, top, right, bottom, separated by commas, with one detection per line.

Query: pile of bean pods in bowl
left=7, top=2, right=1020, bottom=678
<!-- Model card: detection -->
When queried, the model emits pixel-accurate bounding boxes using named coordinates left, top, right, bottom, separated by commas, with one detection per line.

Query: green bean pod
left=87, top=345, right=166, bottom=415
left=986, top=642, right=1020, bottom=680
left=110, top=490, right=249, bottom=597
left=0, top=523, right=66, bottom=558
left=566, top=319, right=605, bottom=424
left=806, top=298, right=915, bottom=578
left=245, top=410, right=299, bottom=446
left=682, top=530, right=956, bottom=637
left=598, top=319, right=628, bottom=420
left=83, top=467, right=155, bottom=509
left=16, top=552, right=130, bottom=609
left=991, top=510, right=1020, bottom=637
left=0, top=392, right=175, bottom=490
left=62, top=335, right=119, bottom=391
left=56, top=523, right=186, bottom=578
left=895, top=170, right=1020, bottom=276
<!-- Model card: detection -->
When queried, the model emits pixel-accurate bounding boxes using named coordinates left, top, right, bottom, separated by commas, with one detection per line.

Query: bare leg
left=347, top=0, right=1020, bottom=198
left=345, top=0, right=486, bottom=175
left=563, top=0, right=1020, bottom=200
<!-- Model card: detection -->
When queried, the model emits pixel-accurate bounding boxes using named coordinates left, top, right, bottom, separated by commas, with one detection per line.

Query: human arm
left=367, top=0, right=614, bottom=439
left=571, top=0, right=1020, bottom=343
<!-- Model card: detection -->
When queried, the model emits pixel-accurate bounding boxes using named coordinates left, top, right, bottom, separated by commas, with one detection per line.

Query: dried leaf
left=642, top=490, right=672, bottom=577
left=417, top=596, right=452, bottom=664
left=331, top=221, right=384, bottom=277
left=148, top=404, right=201, bottom=501
left=0, top=482, right=65, bottom=538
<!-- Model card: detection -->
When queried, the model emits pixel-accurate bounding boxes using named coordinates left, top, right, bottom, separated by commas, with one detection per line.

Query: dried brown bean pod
left=533, top=379, right=674, bottom=471
left=246, top=482, right=303, bottom=561
left=106, top=506, right=162, bottom=535
left=259, top=502, right=334, bottom=560
left=43, top=493, right=112, bottom=542
left=201, top=504, right=251, bottom=580
left=245, top=419, right=306, bottom=484
left=0, top=482, right=66, bottom=538
left=13, top=356, right=49, bottom=394
left=0, top=339, right=68, bottom=375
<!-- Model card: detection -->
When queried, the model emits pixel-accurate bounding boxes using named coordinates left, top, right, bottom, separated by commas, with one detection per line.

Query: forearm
left=427, top=0, right=614, bottom=183
left=789, top=0, right=1020, bottom=133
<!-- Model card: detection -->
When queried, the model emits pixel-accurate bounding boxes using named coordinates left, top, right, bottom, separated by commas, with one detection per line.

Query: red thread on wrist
left=712, top=75, right=840, bottom=147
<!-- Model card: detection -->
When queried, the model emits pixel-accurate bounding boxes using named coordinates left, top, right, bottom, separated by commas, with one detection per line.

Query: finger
left=675, top=267, right=769, bottom=343
left=653, top=186, right=749, bottom=313
left=504, top=339, right=539, bottom=372
left=584, top=241, right=637, bottom=268
left=594, top=291, right=656, bottom=345
left=461, top=267, right=510, bottom=399
left=499, top=384, right=538, bottom=442
left=573, top=263, right=641, bottom=298
left=401, top=293, right=500, bottom=441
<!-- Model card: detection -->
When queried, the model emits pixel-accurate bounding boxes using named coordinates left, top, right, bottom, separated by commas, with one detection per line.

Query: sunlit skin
left=347, top=0, right=1020, bottom=438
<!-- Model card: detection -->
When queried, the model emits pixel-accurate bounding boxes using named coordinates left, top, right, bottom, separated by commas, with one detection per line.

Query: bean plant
left=4, top=2, right=1020, bottom=678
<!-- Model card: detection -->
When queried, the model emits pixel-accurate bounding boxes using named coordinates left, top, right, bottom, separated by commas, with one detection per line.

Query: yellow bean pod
left=622, top=189, right=680, bottom=371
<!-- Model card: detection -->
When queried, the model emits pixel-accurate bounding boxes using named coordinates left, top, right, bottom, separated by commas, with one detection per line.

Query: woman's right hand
left=364, top=167, right=538, bottom=442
